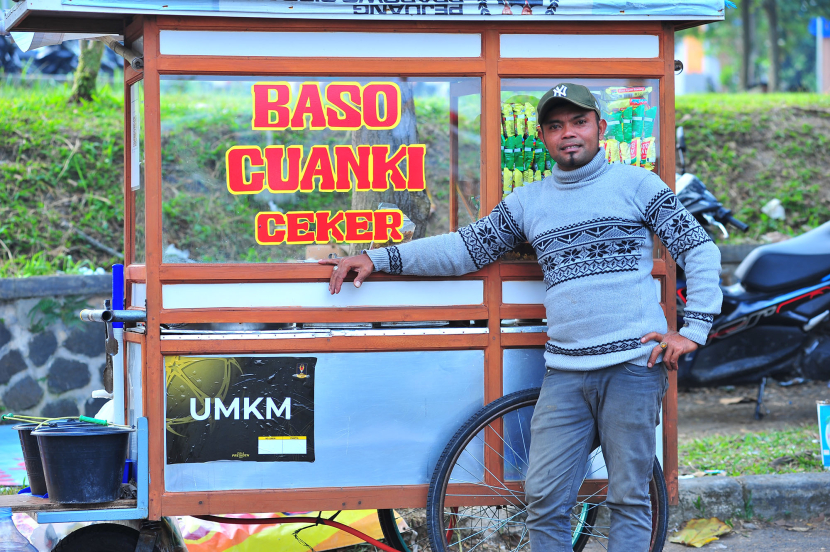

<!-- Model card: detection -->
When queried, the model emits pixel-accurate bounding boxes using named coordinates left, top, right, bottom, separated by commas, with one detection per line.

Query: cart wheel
left=425, top=388, right=668, bottom=552
left=51, top=523, right=161, bottom=552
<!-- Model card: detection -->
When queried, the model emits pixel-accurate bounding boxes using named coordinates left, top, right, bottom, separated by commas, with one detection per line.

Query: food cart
left=3, top=1, right=727, bottom=550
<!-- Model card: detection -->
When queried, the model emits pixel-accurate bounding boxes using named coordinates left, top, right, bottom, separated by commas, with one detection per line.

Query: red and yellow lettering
left=404, top=144, right=426, bottom=191
left=251, top=83, right=291, bottom=130
left=314, top=211, right=346, bottom=243
left=301, top=146, right=336, bottom=192
left=334, top=145, right=371, bottom=192
left=373, top=210, right=404, bottom=242
left=344, top=210, right=374, bottom=243
left=325, top=83, right=362, bottom=130
left=226, top=146, right=266, bottom=194
left=371, top=145, right=408, bottom=191
left=290, top=83, right=327, bottom=130
left=255, top=212, right=286, bottom=245
left=264, top=146, right=304, bottom=193
left=362, top=83, right=401, bottom=129
left=285, top=212, right=316, bottom=244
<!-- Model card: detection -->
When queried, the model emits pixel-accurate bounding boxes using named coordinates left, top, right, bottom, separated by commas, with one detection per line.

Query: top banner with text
left=62, top=0, right=726, bottom=20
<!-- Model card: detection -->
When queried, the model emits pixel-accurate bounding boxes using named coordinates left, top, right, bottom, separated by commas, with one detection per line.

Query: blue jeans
left=524, top=362, right=668, bottom=552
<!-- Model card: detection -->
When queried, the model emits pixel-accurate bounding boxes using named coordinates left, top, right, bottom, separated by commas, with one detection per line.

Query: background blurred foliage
left=679, top=0, right=830, bottom=92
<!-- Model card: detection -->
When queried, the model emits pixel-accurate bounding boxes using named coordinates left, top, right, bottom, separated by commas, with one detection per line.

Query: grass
left=679, top=424, right=826, bottom=476
left=0, top=486, right=23, bottom=495
left=675, top=93, right=830, bottom=243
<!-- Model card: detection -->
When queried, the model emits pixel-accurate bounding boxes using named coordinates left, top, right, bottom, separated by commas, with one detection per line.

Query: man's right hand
left=318, top=254, right=375, bottom=295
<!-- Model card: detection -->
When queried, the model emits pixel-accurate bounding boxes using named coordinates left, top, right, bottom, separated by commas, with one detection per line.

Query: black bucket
left=13, top=424, right=48, bottom=496
left=33, top=422, right=135, bottom=504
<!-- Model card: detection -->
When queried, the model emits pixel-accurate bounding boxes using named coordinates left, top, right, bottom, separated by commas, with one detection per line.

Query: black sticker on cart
left=165, top=356, right=315, bottom=464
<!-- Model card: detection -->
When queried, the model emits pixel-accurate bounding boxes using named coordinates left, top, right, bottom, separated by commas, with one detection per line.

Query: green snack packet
left=632, top=105, right=645, bottom=140
left=523, top=168, right=533, bottom=184
left=602, top=110, right=616, bottom=140
left=534, top=139, right=545, bottom=168
left=501, top=135, right=507, bottom=169
left=523, top=137, right=535, bottom=170
left=643, top=106, right=657, bottom=138
left=610, top=111, right=624, bottom=142
left=503, top=167, right=513, bottom=197
left=515, top=104, right=527, bottom=137
left=622, top=107, right=633, bottom=143
left=545, top=150, right=552, bottom=171
left=512, top=135, right=524, bottom=171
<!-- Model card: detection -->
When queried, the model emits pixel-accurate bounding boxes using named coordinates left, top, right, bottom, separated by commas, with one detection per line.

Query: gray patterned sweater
left=366, top=149, right=722, bottom=370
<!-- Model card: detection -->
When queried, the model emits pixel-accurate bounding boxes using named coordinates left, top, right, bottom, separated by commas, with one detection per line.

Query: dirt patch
left=677, top=379, right=829, bottom=442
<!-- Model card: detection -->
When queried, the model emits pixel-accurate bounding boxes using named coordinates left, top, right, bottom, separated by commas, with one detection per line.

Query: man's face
left=538, top=104, right=607, bottom=171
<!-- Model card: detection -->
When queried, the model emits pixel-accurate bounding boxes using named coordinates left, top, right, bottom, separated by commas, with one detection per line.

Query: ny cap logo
left=552, top=85, right=568, bottom=97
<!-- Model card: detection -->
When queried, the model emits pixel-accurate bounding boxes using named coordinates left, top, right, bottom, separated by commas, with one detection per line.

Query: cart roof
left=5, top=0, right=726, bottom=34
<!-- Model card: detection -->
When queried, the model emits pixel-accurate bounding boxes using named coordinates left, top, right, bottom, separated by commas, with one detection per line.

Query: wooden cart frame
left=111, top=15, right=682, bottom=520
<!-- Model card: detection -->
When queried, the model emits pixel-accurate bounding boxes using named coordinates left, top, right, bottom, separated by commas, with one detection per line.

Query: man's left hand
left=641, top=331, right=698, bottom=371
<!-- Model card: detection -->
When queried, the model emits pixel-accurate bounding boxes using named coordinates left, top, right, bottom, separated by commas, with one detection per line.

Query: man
left=320, top=83, right=721, bottom=551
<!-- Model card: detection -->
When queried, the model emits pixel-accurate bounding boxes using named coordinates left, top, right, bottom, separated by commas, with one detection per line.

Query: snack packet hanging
left=501, top=135, right=507, bottom=169
left=514, top=103, right=527, bottom=137
left=505, top=136, right=515, bottom=170
left=513, top=169, right=524, bottom=190
left=605, top=138, right=620, bottom=164
left=524, top=137, right=535, bottom=170
left=543, top=169, right=552, bottom=178
left=622, top=107, right=633, bottom=143
left=632, top=105, right=645, bottom=139
left=545, top=150, right=553, bottom=171
left=523, top=168, right=534, bottom=184
left=511, top=135, right=524, bottom=170
left=525, top=103, right=538, bottom=138
left=503, top=167, right=513, bottom=196
left=629, top=138, right=641, bottom=167
left=604, top=86, right=652, bottom=101
left=534, top=139, right=545, bottom=168
left=599, top=139, right=607, bottom=154
left=534, top=169, right=542, bottom=181
left=609, top=111, right=624, bottom=142
left=643, top=107, right=657, bottom=138
left=503, top=103, right=516, bottom=137
left=642, top=136, right=657, bottom=164
left=606, top=98, right=649, bottom=112
left=620, top=141, right=632, bottom=165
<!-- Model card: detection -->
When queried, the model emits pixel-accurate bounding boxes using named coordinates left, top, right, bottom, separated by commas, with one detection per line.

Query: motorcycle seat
left=734, top=220, right=830, bottom=293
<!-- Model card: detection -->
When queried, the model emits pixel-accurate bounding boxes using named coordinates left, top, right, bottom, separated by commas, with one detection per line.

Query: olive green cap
left=536, top=83, right=601, bottom=124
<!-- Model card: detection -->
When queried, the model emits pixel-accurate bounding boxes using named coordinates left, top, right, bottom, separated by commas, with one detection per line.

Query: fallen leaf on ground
left=718, top=396, right=755, bottom=405
left=669, top=518, right=732, bottom=547
left=788, top=527, right=810, bottom=532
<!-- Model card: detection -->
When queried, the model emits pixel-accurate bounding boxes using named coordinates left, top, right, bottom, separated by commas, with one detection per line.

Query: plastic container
left=12, top=425, right=47, bottom=496
left=33, top=422, right=135, bottom=504
left=0, top=507, right=37, bottom=552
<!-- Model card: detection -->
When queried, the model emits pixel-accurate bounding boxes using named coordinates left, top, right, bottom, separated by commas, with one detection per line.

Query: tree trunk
left=349, top=82, right=431, bottom=254
left=764, top=0, right=780, bottom=91
left=69, top=40, right=105, bottom=103
left=740, top=0, right=755, bottom=90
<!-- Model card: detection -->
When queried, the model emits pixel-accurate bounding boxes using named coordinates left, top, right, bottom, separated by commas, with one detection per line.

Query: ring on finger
left=332, top=265, right=339, bottom=271
left=659, top=342, right=668, bottom=350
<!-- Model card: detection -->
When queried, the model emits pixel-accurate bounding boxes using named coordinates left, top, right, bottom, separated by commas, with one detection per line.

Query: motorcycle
left=674, top=127, right=830, bottom=417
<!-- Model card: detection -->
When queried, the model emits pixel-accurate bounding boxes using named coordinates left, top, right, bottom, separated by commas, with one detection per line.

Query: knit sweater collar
left=551, top=148, right=609, bottom=189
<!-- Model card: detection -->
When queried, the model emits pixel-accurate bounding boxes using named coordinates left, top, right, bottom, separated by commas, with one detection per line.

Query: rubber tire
left=378, top=509, right=410, bottom=551
left=51, top=523, right=161, bottom=552
left=426, top=387, right=668, bottom=552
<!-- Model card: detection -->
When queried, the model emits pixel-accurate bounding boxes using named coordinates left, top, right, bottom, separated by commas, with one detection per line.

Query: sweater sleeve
left=635, top=173, right=722, bottom=345
left=366, top=194, right=527, bottom=277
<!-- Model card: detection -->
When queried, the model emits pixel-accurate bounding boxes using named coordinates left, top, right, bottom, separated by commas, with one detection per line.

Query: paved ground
left=579, top=517, right=830, bottom=551
left=677, top=379, right=829, bottom=441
